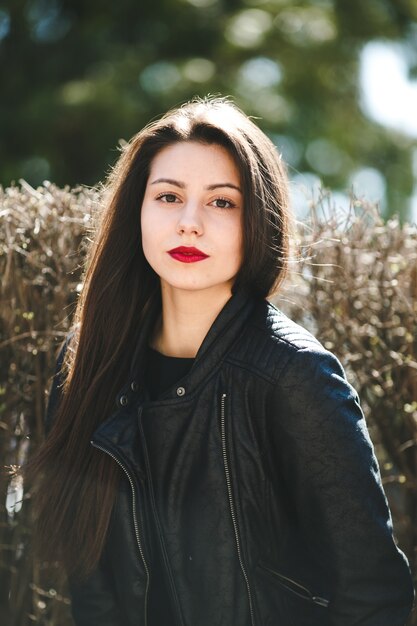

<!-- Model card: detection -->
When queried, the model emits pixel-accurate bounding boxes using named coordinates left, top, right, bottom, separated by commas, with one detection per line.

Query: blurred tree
left=1, top=0, right=416, bottom=220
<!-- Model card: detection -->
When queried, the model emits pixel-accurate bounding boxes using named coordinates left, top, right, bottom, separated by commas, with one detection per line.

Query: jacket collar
left=128, top=287, right=258, bottom=403
left=91, top=287, right=259, bottom=460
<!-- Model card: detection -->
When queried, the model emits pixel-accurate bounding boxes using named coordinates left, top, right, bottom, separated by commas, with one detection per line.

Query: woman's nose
left=176, top=202, right=203, bottom=235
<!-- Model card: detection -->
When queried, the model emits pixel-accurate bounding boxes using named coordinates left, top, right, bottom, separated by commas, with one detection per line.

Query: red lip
left=168, top=246, right=209, bottom=264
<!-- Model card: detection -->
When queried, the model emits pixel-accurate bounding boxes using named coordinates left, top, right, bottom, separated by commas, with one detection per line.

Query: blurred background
left=1, top=0, right=417, bottom=223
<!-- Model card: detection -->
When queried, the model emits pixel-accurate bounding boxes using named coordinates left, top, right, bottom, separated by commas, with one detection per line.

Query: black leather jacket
left=46, top=290, right=414, bottom=626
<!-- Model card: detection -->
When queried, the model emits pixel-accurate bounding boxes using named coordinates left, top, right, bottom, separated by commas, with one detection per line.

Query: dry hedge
left=1, top=182, right=416, bottom=625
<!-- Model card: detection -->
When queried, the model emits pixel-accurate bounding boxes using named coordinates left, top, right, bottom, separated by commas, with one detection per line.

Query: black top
left=145, top=346, right=194, bottom=401
left=144, top=346, right=195, bottom=624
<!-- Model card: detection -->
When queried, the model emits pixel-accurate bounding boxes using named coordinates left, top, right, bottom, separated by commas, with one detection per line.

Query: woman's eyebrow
left=206, top=182, right=242, bottom=193
left=150, top=177, right=185, bottom=188
left=150, top=177, right=241, bottom=193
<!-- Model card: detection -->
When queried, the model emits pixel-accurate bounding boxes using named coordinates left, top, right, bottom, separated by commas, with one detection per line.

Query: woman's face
left=141, top=141, right=243, bottom=298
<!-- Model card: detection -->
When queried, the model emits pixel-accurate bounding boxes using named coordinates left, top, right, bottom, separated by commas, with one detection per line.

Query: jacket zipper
left=220, top=393, right=256, bottom=626
left=90, top=440, right=150, bottom=626
left=258, top=562, right=330, bottom=608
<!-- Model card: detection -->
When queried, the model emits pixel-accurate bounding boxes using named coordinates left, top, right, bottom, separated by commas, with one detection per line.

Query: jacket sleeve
left=45, top=335, right=123, bottom=626
left=271, top=346, right=414, bottom=626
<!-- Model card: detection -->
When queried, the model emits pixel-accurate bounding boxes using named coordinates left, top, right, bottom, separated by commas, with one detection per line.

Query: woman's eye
left=212, top=198, right=235, bottom=209
left=157, top=193, right=178, bottom=203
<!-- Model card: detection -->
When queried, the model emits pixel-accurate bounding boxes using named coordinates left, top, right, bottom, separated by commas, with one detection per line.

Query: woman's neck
left=151, top=282, right=233, bottom=358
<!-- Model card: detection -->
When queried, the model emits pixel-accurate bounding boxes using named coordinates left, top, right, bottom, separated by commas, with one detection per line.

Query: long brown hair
left=27, top=96, right=294, bottom=577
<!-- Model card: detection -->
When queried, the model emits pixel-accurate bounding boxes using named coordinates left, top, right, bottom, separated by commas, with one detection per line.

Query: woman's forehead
left=148, top=142, right=241, bottom=184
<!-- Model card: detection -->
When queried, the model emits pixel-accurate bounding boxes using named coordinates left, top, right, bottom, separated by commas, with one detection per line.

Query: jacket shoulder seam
left=248, top=318, right=324, bottom=353
left=223, top=356, right=277, bottom=385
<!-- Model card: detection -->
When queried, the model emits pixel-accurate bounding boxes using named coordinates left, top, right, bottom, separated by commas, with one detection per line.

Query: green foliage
left=1, top=0, right=417, bottom=219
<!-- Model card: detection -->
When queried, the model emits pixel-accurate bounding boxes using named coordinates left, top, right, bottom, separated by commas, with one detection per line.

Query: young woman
left=32, top=97, right=413, bottom=626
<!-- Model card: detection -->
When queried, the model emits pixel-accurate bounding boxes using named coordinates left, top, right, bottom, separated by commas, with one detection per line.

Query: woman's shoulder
left=231, top=297, right=351, bottom=395
left=251, top=298, right=324, bottom=351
